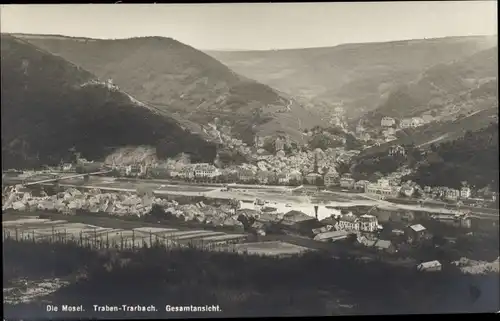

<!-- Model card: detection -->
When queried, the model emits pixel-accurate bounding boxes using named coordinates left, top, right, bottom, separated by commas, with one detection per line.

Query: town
left=2, top=2, right=498, bottom=317
left=3, top=137, right=499, bottom=274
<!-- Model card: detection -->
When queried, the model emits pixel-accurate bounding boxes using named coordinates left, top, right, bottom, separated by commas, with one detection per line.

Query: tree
left=149, top=204, right=172, bottom=220
left=337, top=162, right=351, bottom=175
left=431, top=235, right=447, bottom=247
left=237, top=214, right=256, bottom=232
left=262, top=138, right=276, bottom=154
left=345, top=134, right=362, bottom=150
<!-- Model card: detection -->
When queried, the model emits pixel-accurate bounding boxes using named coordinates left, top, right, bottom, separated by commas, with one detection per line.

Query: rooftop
left=283, top=210, right=314, bottom=223
left=314, top=230, right=350, bottom=241
left=340, top=213, right=358, bottom=222
left=374, top=240, right=392, bottom=249
left=418, top=260, right=442, bottom=269
left=409, top=224, right=426, bottom=232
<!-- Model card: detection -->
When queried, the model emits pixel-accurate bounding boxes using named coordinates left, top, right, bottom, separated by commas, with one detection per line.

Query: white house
left=366, top=182, right=400, bottom=198
left=411, top=117, right=424, bottom=128
left=381, top=117, right=396, bottom=127
left=289, top=169, right=302, bottom=182
left=389, top=145, right=406, bottom=157
left=377, top=178, right=391, bottom=187
left=62, top=163, right=74, bottom=172
left=336, top=213, right=360, bottom=231
left=358, top=214, right=379, bottom=232
left=400, top=118, right=412, bottom=129
left=401, top=185, right=415, bottom=197
left=278, top=172, right=290, bottom=184
left=460, top=187, right=471, bottom=199
left=179, top=166, right=195, bottom=179
left=324, top=169, right=340, bottom=187
left=194, top=163, right=220, bottom=179
left=383, top=128, right=396, bottom=137
left=417, top=260, right=442, bottom=272
left=445, top=189, right=460, bottom=201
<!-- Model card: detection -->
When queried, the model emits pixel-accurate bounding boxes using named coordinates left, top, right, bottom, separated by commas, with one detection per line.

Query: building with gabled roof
left=336, top=212, right=360, bottom=231
left=406, top=224, right=430, bottom=244
left=374, top=239, right=396, bottom=253
left=314, top=230, right=350, bottom=242
left=417, top=260, right=442, bottom=272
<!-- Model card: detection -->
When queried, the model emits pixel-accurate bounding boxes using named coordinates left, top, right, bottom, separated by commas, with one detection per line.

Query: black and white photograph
left=1, top=2, right=499, bottom=318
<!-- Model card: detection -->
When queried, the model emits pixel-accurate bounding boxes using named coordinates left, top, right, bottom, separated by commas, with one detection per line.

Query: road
left=31, top=176, right=499, bottom=221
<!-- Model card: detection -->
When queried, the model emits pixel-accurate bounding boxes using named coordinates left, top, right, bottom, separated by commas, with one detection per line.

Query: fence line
left=2, top=227, right=239, bottom=253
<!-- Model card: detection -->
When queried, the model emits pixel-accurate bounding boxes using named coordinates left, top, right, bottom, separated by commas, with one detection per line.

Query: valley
left=1, top=3, right=498, bottom=317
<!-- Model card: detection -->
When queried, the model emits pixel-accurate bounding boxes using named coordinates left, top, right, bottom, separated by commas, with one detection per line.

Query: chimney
left=314, top=205, right=319, bottom=220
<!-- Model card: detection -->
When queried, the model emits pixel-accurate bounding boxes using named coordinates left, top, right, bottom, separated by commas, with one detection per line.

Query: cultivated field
left=1, top=217, right=313, bottom=257
left=234, top=241, right=314, bottom=257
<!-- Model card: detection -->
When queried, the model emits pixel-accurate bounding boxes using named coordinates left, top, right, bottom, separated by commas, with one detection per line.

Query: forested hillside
left=405, top=123, right=499, bottom=190
left=1, top=35, right=217, bottom=169
left=16, top=34, right=326, bottom=145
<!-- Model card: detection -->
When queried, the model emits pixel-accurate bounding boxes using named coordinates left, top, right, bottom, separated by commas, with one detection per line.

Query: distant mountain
left=1, top=34, right=216, bottom=169
left=207, top=36, right=497, bottom=119
left=365, top=45, right=498, bottom=125
left=14, top=34, right=327, bottom=145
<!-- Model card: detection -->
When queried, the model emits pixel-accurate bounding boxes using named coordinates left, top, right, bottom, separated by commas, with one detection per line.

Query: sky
left=0, top=2, right=497, bottom=51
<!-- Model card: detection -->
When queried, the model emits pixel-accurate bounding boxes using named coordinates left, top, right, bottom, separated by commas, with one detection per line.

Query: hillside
left=405, top=122, right=499, bottom=191
left=207, top=36, right=497, bottom=119
left=14, top=34, right=327, bottom=145
left=365, top=45, right=498, bottom=125
left=358, top=106, right=498, bottom=157
left=1, top=35, right=217, bottom=169
left=351, top=121, right=498, bottom=191
left=4, top=240, right=500, bottom=317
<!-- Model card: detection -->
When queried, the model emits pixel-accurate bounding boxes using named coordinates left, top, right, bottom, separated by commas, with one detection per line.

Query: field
left=234, top=241, right=313, bottom=257
left=3, top=218, right=242, bottom=247
left=2, top=216, right=310, bottom=257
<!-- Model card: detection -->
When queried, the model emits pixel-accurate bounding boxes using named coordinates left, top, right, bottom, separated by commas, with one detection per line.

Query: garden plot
left=132, top=227, right=178, bottom=234
left=195, top=234, right=248, bottom=244
left=105, top=230, right=138, bottom=242
left=45, top=220, right=68, bottom=225
left=81, top=227, right=120, bottom=236
left=122, top=237, right=156, bottom=249
left=160, top=230, right=212, bottom=239
left=2, top=218, right=51, bottom=227
left=58, top=222, right=97, bottom=230
left=174, top=231, right=226, bottom=241
left=104, top=230, right=154, bottom=249
left=233, top=241, right=312, bottom=257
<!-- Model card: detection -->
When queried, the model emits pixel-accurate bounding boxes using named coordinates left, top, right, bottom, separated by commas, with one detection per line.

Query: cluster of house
left=422, top=185, right=474, bottom=201
left=2, top=185, right=246, bottom=229
left=380, top=115, right=434, bottom=129
left=81, top=79, right=120, bottom=92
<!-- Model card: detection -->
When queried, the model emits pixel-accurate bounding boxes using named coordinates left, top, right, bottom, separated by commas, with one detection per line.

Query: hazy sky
left=1, top=2, right=497, bottom=50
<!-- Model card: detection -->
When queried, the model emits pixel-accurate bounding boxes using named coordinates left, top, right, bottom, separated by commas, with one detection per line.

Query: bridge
left=21, top=170, right=112, bottom=187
